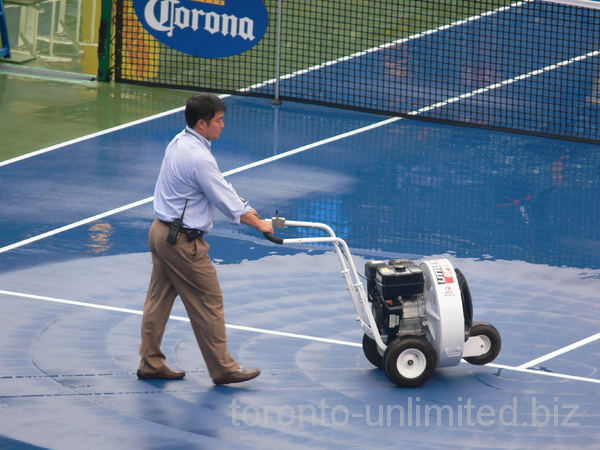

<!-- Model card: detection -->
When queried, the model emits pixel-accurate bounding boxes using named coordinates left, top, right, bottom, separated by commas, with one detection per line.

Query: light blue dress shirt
left=153, top=126, right=252, bottom=233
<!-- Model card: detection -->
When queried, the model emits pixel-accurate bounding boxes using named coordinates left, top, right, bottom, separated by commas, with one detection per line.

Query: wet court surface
left=1, top=95, right=599, bottom=448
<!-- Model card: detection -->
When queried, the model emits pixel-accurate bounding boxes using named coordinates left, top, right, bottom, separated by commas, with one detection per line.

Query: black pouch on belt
left=186, top=229, right=203, bottom=242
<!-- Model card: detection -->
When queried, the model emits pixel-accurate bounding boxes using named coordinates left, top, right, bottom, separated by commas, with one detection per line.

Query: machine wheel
left=383, top=336, right=437, bottom=388
left=463, top=322, right=502, bottom=365
left=455, top=268, right=473, bottom=340
left=362, top=334, right=383, bottom=369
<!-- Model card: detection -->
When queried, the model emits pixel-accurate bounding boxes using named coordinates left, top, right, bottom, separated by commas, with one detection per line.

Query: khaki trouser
left=138, top=219, right=238, bottom=379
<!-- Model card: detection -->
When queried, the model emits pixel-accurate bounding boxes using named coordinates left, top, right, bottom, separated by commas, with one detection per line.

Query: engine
left=365, top=259, right=428, bottom=345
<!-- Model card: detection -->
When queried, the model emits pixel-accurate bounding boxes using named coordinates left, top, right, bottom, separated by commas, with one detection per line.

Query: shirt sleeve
left=191, top=152, right=252, bottom=225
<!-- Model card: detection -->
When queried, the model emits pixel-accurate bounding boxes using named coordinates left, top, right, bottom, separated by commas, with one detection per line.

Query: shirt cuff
left=228, top=201, right=253, bottom=225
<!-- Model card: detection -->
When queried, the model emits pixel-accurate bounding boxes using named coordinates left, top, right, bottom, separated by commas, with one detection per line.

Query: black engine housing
left=365, top=260, right=426, bottom=343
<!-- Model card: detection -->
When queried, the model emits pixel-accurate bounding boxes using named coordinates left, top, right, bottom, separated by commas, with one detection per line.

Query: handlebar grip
left=263, top=232, right=284, bottom=245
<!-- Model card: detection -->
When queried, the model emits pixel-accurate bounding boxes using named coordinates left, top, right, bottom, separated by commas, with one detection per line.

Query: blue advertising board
left=134, top=0, right=269, bottom=58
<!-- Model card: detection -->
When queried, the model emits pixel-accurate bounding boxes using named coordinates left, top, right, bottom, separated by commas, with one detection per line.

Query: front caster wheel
left=463, top=321, right=502, bottom=365
left=383, top=336, right=437, bottom=388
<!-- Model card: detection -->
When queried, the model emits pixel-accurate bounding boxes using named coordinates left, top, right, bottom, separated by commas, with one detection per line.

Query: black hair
left=185, top=93, right=227, bottom=128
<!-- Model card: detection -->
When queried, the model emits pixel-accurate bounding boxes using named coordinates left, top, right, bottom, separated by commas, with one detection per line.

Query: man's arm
left=240, top=210, right=274, bottom=234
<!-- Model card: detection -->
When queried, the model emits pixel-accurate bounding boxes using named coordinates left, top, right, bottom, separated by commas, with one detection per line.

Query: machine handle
left=263, top=232, right=284, bottom=245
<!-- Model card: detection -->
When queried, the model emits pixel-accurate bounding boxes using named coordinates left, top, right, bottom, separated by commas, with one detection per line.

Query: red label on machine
left=437, top=260, right=454, bottom=284
left=429, top=259, right=454, bottom=284
left=431, top=259, right=455, bottom=284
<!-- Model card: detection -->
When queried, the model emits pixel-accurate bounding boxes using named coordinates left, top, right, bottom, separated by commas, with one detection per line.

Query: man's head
left=185, top=93, right=227, bottom=141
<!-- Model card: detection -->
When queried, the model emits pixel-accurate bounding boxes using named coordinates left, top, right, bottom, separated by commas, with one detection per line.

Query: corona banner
left=133, top=0, right=269, bottom=58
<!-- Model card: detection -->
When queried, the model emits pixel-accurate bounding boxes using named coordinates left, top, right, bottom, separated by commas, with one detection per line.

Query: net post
left=97, top=0, right=114, bottom=82
left=270, top=0, right=283, bottom=105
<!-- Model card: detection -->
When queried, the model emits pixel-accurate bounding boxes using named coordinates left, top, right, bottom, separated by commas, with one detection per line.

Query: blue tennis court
left=1, top=93, right=599, bottom=448
left=250, top=0, right=600, bottom=143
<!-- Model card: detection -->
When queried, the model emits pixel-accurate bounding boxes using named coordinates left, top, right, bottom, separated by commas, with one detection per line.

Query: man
left=137, top=93, right=273, bottom=385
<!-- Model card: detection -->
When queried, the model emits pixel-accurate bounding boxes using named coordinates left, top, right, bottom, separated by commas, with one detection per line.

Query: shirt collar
left=185, top=126, right=212, bottom=151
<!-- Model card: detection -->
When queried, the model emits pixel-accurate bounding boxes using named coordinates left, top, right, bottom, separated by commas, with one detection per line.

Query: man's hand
left=240, top=211, right=274, bottom=234
left=256, top=219, right=274, bottom=235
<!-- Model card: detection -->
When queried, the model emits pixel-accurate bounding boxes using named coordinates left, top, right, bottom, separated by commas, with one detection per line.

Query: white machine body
left=264, top=217, right=500, bottom=387
left=421, top=259, right=466, bottom=367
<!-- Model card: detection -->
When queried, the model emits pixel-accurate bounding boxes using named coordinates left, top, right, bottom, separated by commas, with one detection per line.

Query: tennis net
left=107, top=0, right=600, bottom=142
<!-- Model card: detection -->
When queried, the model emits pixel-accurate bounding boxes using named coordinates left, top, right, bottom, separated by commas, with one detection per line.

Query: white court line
left=0, top=93, right=234, bottom=168
left=0, top=289, right=361, bottom=348
left=242, top=1, right=532, bottom=92
left=1, top=288, right=599, bottom=385
left=409, top=49, right=600, bottom=116
left=1, top=0, right=596, bottom=386
left=4, top=30, right=596, bottom=254
left=518, top=332, right=600, bottom=369
left=4, top=33, right=597, bottom=254
left=488, top=362, right=600, bottom=385
left=0, top=0, right=532, bottom=168
left=0, top=198, right=153, bottom=254
left=3, top=0, right=595, bottom=253
left=0, top=1, right=529, bottom=167
left=0, top=116, right=401, bottom=254
left=0, top=106, right=183, bottom=168
left=544, top=0, right=600, bottom=10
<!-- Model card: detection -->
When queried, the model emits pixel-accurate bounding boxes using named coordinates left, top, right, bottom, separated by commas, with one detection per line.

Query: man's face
left=198, top=111, right=225, bottom=141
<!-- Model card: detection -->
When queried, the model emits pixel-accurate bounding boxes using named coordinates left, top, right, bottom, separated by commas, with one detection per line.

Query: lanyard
left=185, top=128, right=202, bottom=141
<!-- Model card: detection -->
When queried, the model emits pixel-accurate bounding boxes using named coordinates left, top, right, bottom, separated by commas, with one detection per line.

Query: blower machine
left=264, top=215, right=501, bottom=388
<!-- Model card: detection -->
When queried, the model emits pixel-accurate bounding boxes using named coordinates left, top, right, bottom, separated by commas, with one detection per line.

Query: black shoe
left=136, top=368, right=186, bottom=380
left=213, top=367, right=260, bottom=385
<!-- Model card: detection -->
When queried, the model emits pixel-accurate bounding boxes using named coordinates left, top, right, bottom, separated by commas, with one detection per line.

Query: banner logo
left=134, top=0, right=268, bottom=58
